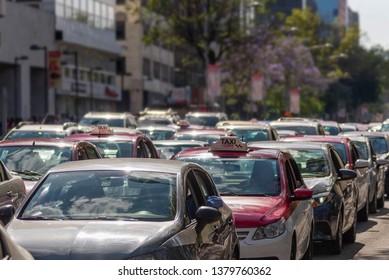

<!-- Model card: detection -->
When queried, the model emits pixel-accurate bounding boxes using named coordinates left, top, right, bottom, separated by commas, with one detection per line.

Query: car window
left=0, top=162, right=5, bottom=182
left=330, top=148, right=345, bottom=173
left=331, top=143, right=347, bottom=164
left=370, top=137, right=388, bottom=154
left=5, top=131, right=67, bottom=140
left=83, top=145, right=100, bottom=159
left=286, top=148, right=330, bottom=177
left=21, top=170, right=177, bottom=221
left=352, top=140, right=369, bottom=160
left=285, top=160, right=297, bottom=195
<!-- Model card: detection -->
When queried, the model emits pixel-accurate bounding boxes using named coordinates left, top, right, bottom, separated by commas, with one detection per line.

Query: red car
left=67, top=125, right=159, bottom=158
left=173, top=136, right=314, bottom=260
left=0, top=138, right=102, bottom=193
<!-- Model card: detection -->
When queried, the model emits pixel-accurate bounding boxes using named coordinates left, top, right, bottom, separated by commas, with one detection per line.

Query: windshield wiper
left=12, top=169, right=42, bottom=177
left=220, top=191, right=239, bottom=196
left=21, top=216, right=62, bottom=221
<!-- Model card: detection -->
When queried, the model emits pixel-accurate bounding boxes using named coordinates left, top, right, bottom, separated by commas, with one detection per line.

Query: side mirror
left=0, top=204, right=16, bottom=226
left=355, top=159, right=369, bottom=169
left=292, top=188, right=313, bottom=201
left=339, top=169, right=357, bottom=181
left=195, top=206, right=221, bottom=232
left=376, top=158, right=389, bottom=167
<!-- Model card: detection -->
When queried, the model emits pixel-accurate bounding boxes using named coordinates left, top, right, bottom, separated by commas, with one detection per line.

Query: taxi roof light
left=209, top=136, right=248, bottom=152
left=89, top=124, right=115, bottom=136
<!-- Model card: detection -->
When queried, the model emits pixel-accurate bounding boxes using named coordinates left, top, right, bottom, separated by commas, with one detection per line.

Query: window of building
left=143, top=58, right=151, bottom=78
left=153, top=61, right=161, bottom=80
left=117, top=0, right=126, bottom=4
left=116, top=21, right=125, bottom=40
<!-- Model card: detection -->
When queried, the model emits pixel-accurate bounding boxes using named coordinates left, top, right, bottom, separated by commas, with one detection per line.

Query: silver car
left=2, top=158, right=239, bottom=260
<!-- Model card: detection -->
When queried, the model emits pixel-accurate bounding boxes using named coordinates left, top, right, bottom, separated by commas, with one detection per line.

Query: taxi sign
left=90, top=125, right=115, bottom=136
left=209, top=136, right=248, bottom=152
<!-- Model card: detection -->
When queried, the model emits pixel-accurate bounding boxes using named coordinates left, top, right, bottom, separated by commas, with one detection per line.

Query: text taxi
left=173, top=136, right=314, bottom=260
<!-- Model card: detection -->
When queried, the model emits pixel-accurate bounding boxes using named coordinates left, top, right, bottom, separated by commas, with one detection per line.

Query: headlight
left=252, top=217, right=286, bottom=240
left=312, top=192, right=332, bottom=207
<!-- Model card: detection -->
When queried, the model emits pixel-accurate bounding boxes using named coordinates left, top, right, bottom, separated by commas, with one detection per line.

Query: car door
left=285, top=158, right=312, bottom=258
left=192, top=167, right=236, bottom=260
left=170, top=169, right=223, bottom=259
left=330, top=147, right=356, bottom=233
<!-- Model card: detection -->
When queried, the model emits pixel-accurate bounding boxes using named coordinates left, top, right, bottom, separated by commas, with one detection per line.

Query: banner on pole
left=207, top=64, right=221, bottom=102
left=251, top=73, right=265, bottom=102
left=48, top=50, right=62, bottom=88
left=289, top=88, right=301, bottom=114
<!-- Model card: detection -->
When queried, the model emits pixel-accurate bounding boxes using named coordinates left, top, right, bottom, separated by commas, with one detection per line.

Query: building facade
left=0, top=0, right=122, bottom=126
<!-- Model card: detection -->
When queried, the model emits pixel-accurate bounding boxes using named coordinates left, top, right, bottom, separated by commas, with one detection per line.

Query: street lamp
left=30, top=44, right=48, bottom=115
left=14, top=55, right=29, bottom=120
left=62, top=50, right=79, bottom=120
left=89, top=67, right=102, bottom=111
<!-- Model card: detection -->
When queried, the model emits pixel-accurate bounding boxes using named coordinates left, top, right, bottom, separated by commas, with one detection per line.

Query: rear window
left=79, top=117, right=124, bottom=127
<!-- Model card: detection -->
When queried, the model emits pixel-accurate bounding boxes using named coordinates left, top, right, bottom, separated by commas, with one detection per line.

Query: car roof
left=67, top=133, right=142, bottom=141
left=174, top=144, right=284, bottom=160
left=0, top=138, right=81, bottom=147
left=46, top=158, right=189, bottom=173
left=153, top=140, right=208, bottom=146
left=82, top=111, right=135, bottom=118
left=249, top=140, right=330, bottom=150
left=174, top=129, right=230, bottom=135
left=7, top=124, right=73, bottom=132
left=282, top=135, right=350, bottom=144
left=270, top=120, right=320, bottom=127
left=137, top=125, right=177, bottom=131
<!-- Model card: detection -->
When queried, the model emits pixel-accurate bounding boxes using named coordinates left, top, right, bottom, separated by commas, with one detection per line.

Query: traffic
left=1, top=109, right=389, bottom=260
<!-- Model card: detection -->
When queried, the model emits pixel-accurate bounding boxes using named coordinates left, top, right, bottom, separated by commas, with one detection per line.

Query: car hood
left=303, top=177, right=334, bottom=195
left=221, top=196, right=287, bottom=228
left=7, top=219, right=177, bottom=260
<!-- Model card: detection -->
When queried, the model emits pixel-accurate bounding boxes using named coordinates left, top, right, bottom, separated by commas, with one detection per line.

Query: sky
left=348, top=0, right=389, bottom=49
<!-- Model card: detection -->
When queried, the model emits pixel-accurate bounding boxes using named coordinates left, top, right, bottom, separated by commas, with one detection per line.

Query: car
left=339, top=123, right=358, bottom=132
left=249, top=141, right=358, bottom=254
left=282, top=135, right=371, bottom=221
left=341, top=131, right=389, bottom=202
left=153, top=140, right=209, bottom=159
left=77, top=111, right=138, bottom=131
left=173, top=136, right=314, bottom=260
left=138, top=107, right=181, bottom=124
left=184, top=112, right=228, bottom=128
left=215, top=120, right=265, bottom=128
left=339, top=134, right=388, bottom=212
left=0, top=160, right=26, bottom=224
left=0, top=223, right=34, bottom=260
left=270, top=120, right=326, bottom=135
left=67, top=125, right=159, bottom=159
left=1, top=158, right=240, bottom=260
left=0, top=138, right=102, bottom=194
left=319, top=121, right=342, bottom=135
left=137, top=125, right=177, bottom=140
left=217, top=123, right=279, bottom=142
left=2, top=123, right=83, bottom=140
left=172, top=128, right=233, bottom=145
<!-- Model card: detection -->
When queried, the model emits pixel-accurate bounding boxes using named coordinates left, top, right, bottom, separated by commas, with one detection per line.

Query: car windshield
left=176, top=157, right=280, bottom=196
left=21, top=170, right=177, bottom=221
left=284, top=148, right=330, bottom=178
left=0, top=146, right=73, bottom=178
left=79, top=117, right=124, bottom=127
left=272, top=125, right=318, bottom=135
left=173, top=134, right=222, bottom=144
left=323, top=126, right=340, bottom=135
left=370, top=137, right=389, bottom=154
left=139, top=129, right=175, bottom=140
left=5, top=131, right=67, bottom=140
left=185, top=116, right=220, bottom=127
left=89, top=141, right=134, bottom=158
left=231, top=129, right=269, bottom=142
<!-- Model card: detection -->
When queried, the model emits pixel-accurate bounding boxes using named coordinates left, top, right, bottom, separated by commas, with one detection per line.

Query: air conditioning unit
left=0, top=0, right=5, bottom=17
